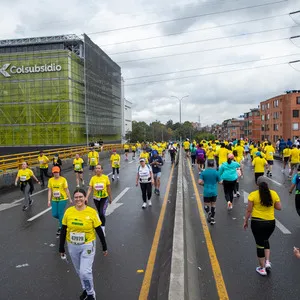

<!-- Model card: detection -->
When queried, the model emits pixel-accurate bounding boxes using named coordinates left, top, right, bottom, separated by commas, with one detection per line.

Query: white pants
left=68, top=241, right=96, bottom=296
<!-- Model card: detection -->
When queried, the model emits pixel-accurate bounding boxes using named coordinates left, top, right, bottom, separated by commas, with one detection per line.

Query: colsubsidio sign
left=0, top=63, right=62, bottom=78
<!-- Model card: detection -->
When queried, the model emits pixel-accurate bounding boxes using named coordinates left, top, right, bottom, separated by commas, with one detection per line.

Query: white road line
left=276, top=218, right=291, bottom=234
left=0, top=202, right=21, bottom=211
left=12, top=188, right=48, bottom=204
left=107, top=172, right=113, bottom=176
left=263, top=176, right=282, bottom=186
left=243, top=191, right=249, bottom=204
left=106, top=187, right=130, bottom=216
left=27, top=207, right=52, bottom=222
left=129, top=160, right=135, bottom=164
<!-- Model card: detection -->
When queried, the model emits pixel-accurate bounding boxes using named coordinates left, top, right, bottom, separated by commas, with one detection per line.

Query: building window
left=297, top=97, right=300, bottom=104
left=267, top=114, right=270, bottom=120
left=293, top=123, right=299, bottom=130
left=273, top=124, right=279, bottom=131
left=261, top=115, right=265, bottom=121
left=293, top=110, right=299, bottom=118
left=262, top=104, right=265, bottom=110
left=273, top=99, right=279, bottom=107
left=267, top=103, right=270, bottom=109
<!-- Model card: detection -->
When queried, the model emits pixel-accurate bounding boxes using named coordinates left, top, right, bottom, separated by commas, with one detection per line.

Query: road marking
left=243, top=191, right=249, bottom=204
left=12, top=188, right=48, bottom=204
left=275, top=218, right=291, bottom=234
left=106, top=187, right=130, bottom=216
left=139, top=164, right=174, bottom=300
left=129, top=160, right=135, bottom=164
left=263, top=176, right=282, bottom=186
left=27, top=207, right=52, bottom=222
left=107, top=172, right=113, bottom=176
left=0, top=202, right=21, bottom=211
left=187, top=160, right=229, bottom=300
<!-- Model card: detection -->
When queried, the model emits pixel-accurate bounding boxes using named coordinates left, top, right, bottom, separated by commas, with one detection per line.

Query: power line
left=124, top=61, right=294, bottom=86
left=101, top=13, right=289, bottom=47
left=86, top=0, right=287, bottom=35
left=109, top=25, right=298, bottom=55
left=125, top=53, right=300, bottom=80
left=117, top=37, right=291, bottom=64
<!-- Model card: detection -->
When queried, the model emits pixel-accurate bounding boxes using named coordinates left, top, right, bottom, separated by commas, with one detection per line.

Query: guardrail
left=0, top=144, right=124, bottom=173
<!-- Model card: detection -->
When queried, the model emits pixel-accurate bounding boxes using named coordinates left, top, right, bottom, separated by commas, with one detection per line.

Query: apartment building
left=260, top=91, right=300, bottom=142
left=211, top=124, right=222, bottom=140
left=244, top=108, right=261, bottom=142
left=227, top=118, right=244, bottom=140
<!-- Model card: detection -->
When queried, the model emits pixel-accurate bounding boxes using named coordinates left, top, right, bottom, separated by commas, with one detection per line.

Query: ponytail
left=227, top=158, right=232, bottom=164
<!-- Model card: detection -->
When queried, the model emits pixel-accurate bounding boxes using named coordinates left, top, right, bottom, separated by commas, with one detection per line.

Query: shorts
left=284, top=157, right=289, bottom=163
left=132, top=150, right=136, bottom=153
left=291, top=163, right=298, bottom=169
left=197, top=158, right=205, bottom=165
left=154, top=172, right=161, bottom=179
left=185, top=149, right=189, bottom=152
left=74, top=170, right=83, bottom=174
left=125, top=149, right=129, bottom=153
left=267, top=160, right=274, bottom=165
left=245, top=151, right=250, bottom=154
left=255, top=172, right=264, bottom=184
left=204, top=196, right=217, bottom=203
left=89, top=165, right=96, bottom=171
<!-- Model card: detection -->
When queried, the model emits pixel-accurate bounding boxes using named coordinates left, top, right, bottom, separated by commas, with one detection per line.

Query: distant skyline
left=1, top=0, right=300, bottom=125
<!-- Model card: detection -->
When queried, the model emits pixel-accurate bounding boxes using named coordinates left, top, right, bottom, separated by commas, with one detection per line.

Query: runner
left=149, top=150, right=163, bottom=196
left=59, top=188, right=107, bottom=300
left=139, top=148, right=150, bottom=164
left=282, top=145, right=291, bottom=173
left=136, top=158, right=154, bottom=208
left=289, top=144, right=299, bottom=178
left=38, top=150, right=51, bottom=187
left=243, top=176, right=281, bottom=276
left=168, top=142, right=177, bottom=164
left=110, top=149, right=121, bottom=181
left=124, top=143, right=130, bottom=161
left=131, top=144, right=137, bottom=159
left=206, top=146, right=215, bottom=167
left=52, top=153, right=62, bottom=172
left=48, top=166, right=72, bottom=236
left=219, top=153, right=240, bottom=210
left=86, top=165, right=112, bottom=236
left=198, top=160, right=222, bottom=225
left=88, top=148, right=99, bottom=174
left=73, top=154, right=85, bottom=187
left=15, top=162, right=40, bottom=211
left=216, top=143, right=230, bottom=170
left=264, top=142, right=275, bottom=177
left=196, top=144, right=206, bottom=174
left=252, top=152, right=268, bottom=184
left=183, top=138, right=190, bottom=158
left=190, top=143, right=197, bottom=166
left=233, top=150, right=242, bottom=197
left=289, top=165, right=300, bottom=216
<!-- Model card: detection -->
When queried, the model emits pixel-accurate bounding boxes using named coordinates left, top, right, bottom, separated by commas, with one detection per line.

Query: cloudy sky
left=1, top=0, right=300, bottom=126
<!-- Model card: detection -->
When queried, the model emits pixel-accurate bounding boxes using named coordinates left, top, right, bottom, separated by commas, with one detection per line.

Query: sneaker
left=112, top=176, right=115, bottom=181
left=256, top=266, right=267, bottom=276
left=207, top=212, right=212, bottom=223
left=227, top=202, right=233, bottom=210
left=157, top=190, right=160, bottom=196
left=56, top=228, right=61, bottom=236
left=142, top=202, right=147, bottom=209
left=210, top=217, right=216, bottom=225
left=82, top=180, right=85, bottom=186
left=22, top=205, right=28, bottom=211
left=79, top=290, right=87, bottom=300
left=269, top=173, right=272, bottom=177
left=29, top=199, right=34, bottom=206
left=86, top=295, right=95, bottom=300
left=281, top=169, right=285, bottom=173
left=236, top=191, right=240, bottom=197
left=76, top=185, right=80, bottom=188
left=233, top=193, right=237, bottom=198
left=265, top=261, right=272, bottom=271
left=148, top=200, right=152, bottom=207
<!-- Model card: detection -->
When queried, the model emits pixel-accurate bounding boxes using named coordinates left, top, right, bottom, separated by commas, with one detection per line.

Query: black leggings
left=140, top=182, right=152, bottom=202
left=94, top=198, right=109, bottom=226
left=223, top=180, right=236, bottom=203
left=191, top=155, right=196, bottom=165
left=112, top=167, right=119, bottom=175
left=295, top=194, right=300, bottom=216
left=40, top=168, right=51, bottom=184
left=255, top=172, right=264, bottom=184
left=251, top=219, right=275, bottom=257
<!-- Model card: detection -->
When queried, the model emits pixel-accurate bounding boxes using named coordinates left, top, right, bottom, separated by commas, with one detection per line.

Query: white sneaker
left=237, top=191, right=240, bottom=197
left=281, top=169, right=285, bottom=173
left=233, top=193, right=237, bottom=198
left=142, top=202, right=147, bottom=209
left=227, top=202, right=233, bottom=210
left=117, top=176, right=119, bottom=179
left=148, top=200, right=152, bottom=207
left=265, top=261, right=271, bottom=271
left=256, top=267, right=267, bottom=276
left=76, top=185, right=80, bottom=188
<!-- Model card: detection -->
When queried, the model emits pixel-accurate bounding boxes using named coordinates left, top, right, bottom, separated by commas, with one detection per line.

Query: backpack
left=138, top=164, right=151, bottom=172
left=296, top=174, right=300, bottom=191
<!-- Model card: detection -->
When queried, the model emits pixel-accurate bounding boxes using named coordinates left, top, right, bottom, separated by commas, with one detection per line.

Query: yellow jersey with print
left=157, top=147, right=163, bottom=156
left=290, top=148, right=299, bottom=164
left=183, top=141, right=190, bottom=150
left=283, top=148, right=291, bottom=158
left=110, top=154, right=121, bottom=168
left=217, top=148, right=229, bottom=165
left=252, top=157, right=267, bottom=173
left=124, top=144, right=130, bottom=150
left=73, top=158, right=84, bottom=171
left=264, top=145, right=275, bottom=161
left=38, top=155, right=49, bottom=169
left=48, top=177, right=68, bottom=201
left=89, top=175, right=110, bottom=199
left=88, top=151, right=98, bottom=166
left=248, top=189, right=280, bottom=220
left=17, top=168, right=33, bottom=182
left=206, top=150, right=215, bottom=160
left=62, top=206, right=101, bottom=244
left=140, top=152, right=150, bottom=163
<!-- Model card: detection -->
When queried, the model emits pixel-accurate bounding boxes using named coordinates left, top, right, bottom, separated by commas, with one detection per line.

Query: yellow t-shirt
left=38, top=155, right=49, bottom=168
left=89, top=175, right=110, bottom=199
left=183, top=141, right=190, bottom=150
left=218, top=148, right=229, bottom=165
left=110, top=153, right=120, bottom=168
left=157, top=147, right=163, bottom=156
left=124, top=144, right=130, bottom=150
left=235, top=145, right=244, bottom=158
left=140, top=152, right=150, bottom=163
left=88, top=151, right=98, bottom=166
left=73, top=158, right=84, bottom=171
left=283, top=148, right=291, bottom=158
left=131, top=146, right=136, bottom=151
left=251, top=147, right=258, bottom=157
left=252, top=157, right=267, bottom=173
left=62, top=206, right=101, bottom=244
left=17, top=168, right=33, bottom=182
left=290, top=148, right=299, bottom=164
left=248, top=189, right=280, bottom=220
left=206, top=150, right=215, bottom=160
left=48, top=177, right=68, bottom=201
left=235, top=156, right=243, bottom=164
left=152, top=145, right=158, bottom=151
left=264, top=145, right=275, bottom=161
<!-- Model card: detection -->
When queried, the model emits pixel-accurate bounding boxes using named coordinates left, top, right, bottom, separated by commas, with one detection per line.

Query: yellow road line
left=139, top=164, right=174, bottom=300
left=188, top=161, right=229, bottom=300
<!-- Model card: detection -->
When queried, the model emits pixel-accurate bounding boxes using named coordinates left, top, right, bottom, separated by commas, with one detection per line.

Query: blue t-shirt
left=149, top=155, right=163, bottom=174
left=199, top=168, right=221, bottom=197
left=292, top=173, right=300, bottom=194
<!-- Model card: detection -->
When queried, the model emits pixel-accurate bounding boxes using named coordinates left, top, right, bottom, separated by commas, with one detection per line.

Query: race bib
left=75, top=164, right=81, bottom=170
left=94, top=183, right=104, bottom=191
left=140, top=176, right=150, bottom=183
left=20, top=175, right=27, bottom=182
left=53, top=191, right=61, bottom=198
left=113, top=161, right=119, bottom=165
left=39, top=160, right=44, bottom=164
left=70, top=232, right=85, bottom=245
left=91, top=158, right=96, bottom=162
left=269, top=152, right=273, bottom=156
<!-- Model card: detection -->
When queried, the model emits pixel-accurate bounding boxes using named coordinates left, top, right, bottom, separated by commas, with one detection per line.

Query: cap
left=152, top=150, right=158, bottom=155
left=52, top=166, right=60, bottom=173
left=139, top=158, right=145, bottom=162
left=228, top=153, right=234, bottom=159
left=257, top=176, right=270, bottom=185
left=256, top=151, right=261, bottom=156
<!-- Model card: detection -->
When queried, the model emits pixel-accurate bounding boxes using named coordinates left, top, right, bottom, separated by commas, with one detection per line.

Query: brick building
left=227, top=118, right=244, bottom=140
left=260, top=91, right=300, bottom=143
left=211, top=124, right=222, bottom=140
left=244, top=108, right=261, bottom=142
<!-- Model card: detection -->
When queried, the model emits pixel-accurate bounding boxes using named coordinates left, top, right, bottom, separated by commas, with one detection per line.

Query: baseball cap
left=139, top=158, right=145, bottom=162
left=256, top=151, right=261, bottom=156
left=228, top=153, right=234, bottom=159
left=257, top=176, right=270, bottom=186
left=52, top=166, right=60, bottom=173
left=152, top=150, right=158, bottom=155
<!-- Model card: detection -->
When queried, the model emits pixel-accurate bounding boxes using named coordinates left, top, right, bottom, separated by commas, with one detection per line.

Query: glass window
left=293, top=110, right=299, bottom=118
left=293, top=123, right=299, bottom=130
left=261, top=115, right=265, bottom=121
left=297, top=97, right=300, bottom=104
left=267, top=114, right=270, bottom=120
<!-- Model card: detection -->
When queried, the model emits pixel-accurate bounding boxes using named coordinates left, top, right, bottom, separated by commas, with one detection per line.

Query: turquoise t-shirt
left=292, top=173, right=300, bottom=194
left=199, top=168, right=221, bottom=197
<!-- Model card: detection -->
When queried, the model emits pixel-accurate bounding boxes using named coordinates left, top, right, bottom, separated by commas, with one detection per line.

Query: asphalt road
left=184, top=156, right=300, bottom=300
left=0, top=153, right=176, bottom=300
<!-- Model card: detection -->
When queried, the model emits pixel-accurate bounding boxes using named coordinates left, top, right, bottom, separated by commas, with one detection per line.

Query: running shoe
left=256, top=267, right=267, bottom=276
left=22, top=205, right=28, bottom=211
left=210, top=217, right=216, bottom=225
left=112, top=176, right=115, bottom=181
left=269, top=173, right=272, bottom=177
left=117, top=176, right=119, bottom=179
left=79, top=290, right=87, bottom=300
left=157, top=190, right=160, bottom=196
left=142, top=203, right=147, bottom=209
left=76, top=185, right=80, bottom=188
left=207, top=212, right=212, bottom=223
left=82, top=180, right=85, bottom=186
left=56, top=228, right=61, bottom=236
left=265, top=261, right=272, bottom=271
left=236, top=191, right=240, bottom=197
left=227, top=202, right=233, bottom=210
left=148, top=200, right=152, bottom=207
left=29, top=199, right=34, bottom=206
left=233, top=193, right=237, bottom=198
